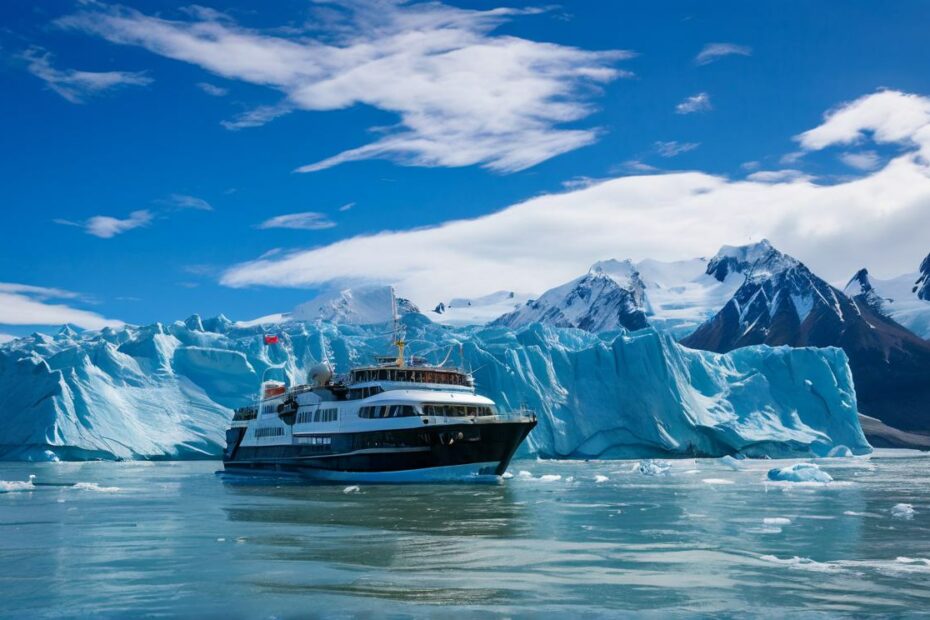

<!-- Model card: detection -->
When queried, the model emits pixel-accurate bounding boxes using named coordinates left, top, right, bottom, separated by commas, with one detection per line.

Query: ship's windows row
left=255, top=426, right=285, bottom=438
left=354, top=431, right=431, bottom=450
left=261, top=404, right=278, bottom=415
left=348, top=386, right=384, bottom=400
left=422, top=404, right=494, bottom=417
left=358, top=405, right=418, bottom=419
left=296, top=408, right=339, bottom=424
left=350, top=369, right=470, bottom=386
left=295, top=435, right=331, bottom=446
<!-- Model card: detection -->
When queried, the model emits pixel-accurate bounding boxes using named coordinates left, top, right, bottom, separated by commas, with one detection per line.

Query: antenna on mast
left=391, top=286, right=405, bottom=367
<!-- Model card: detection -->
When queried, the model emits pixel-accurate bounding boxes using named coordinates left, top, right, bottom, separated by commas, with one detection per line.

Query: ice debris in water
left=594, top=475, right=609, bottom=483
left=636, top=460, right=671, bottom=476
left=719, top=455, right=744, bottom=470
left=501, top=472, right=514, bottom=479
left=891, top=503, right=916, bottom=519
left=72, top=482, right=121, bottom=493
left=343, top=486, right=360, bottom=494
left=767, top=463, right=833, bottom=483
left=763, top=517, right=792, bottom=525
left=518, top=470, right=533, bottom=479
left=0, top=478, right=36, bottom=492
left=701, top=478, right=735, bottom=485
left=538, top=474, right=562, bottom=482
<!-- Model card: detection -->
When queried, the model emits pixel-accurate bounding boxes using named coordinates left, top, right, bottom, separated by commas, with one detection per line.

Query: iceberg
left=0, top=314, right=871, bottom=461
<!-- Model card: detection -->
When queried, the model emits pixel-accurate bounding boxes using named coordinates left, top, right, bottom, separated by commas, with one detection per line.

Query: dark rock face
left=683, top=246, right=930, bottom=433
left=916, top=252, right=930, bottom=301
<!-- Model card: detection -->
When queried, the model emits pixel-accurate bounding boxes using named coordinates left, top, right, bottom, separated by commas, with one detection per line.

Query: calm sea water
left=2, top=451, right=930, bottom=618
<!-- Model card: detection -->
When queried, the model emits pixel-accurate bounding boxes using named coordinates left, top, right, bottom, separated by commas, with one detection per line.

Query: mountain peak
left=844, top=268, right=873, bottom=296
left=706, top=239, right=798, bottom=282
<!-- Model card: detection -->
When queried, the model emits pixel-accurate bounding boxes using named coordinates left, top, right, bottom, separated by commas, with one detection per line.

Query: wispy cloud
left=745, top=169, right=812, bottom=183
left=338, top=202, right=355, bottom=212
left=21, top=46, right=151, bottom=103
left=695, top=43, right=751, bottom=65
left=840, top=150, right=881, bottom=171
left=59, top=2, right=632, bottom=173
left=220, top=90, right=930, bottom=304
left=675, top=92, right=712, bottom=114
left=196, top=82, right=227, bottom=96
left=163, top=194, right=213, bottom=211
left=0, top=283, right=123, bottom=330
left=258, top=212, right=336, bottom=231
left=654, top=141, right=700, bottom=157
left=55, top=209, right=153, bottom=238
left=220, top=102, right=293, bottom=130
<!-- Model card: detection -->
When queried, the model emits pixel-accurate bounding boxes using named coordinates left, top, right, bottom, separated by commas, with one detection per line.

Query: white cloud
left=165, top=194, right=212, bottom=210
left=83, top=210, right=153, bottom=238
left=196, top=82, right=227, bottom=96
left=220, top=102, right=293, bottom=131
left=21, top=46, right=151, bottom=103
left=220, top=90, right=930, bottom=304
left=745, top=169, right=812, bottom=183
left=655, top=141, right=699, bottom=157
left=695, top=43, right=752, bottom=65
left=258, top=212, right=337, bottom=231
left=796, top=89, right=930, bottom=160
left=59, top=2, right=631, bottom=173
left=840, top=150, right=881, bottom=171
left=0, top=283, right=123, bottom=330
left=675, top=92, right=712, bottom=114
left=338, top=202, right=355, bottom=212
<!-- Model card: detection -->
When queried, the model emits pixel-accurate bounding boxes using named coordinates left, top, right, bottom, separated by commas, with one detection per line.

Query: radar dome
left=309, top=363, right=333, bottom=387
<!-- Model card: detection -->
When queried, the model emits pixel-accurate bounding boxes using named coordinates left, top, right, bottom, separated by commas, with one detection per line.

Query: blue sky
left=3, top=0, right=930, bottom=337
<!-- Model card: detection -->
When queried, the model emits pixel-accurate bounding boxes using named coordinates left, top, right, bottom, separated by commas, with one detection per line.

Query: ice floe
left=72, top=482, right=121, bottom=493
left=767, top=463, right=833, bottom=483
left=891, top=503, right=916, bottom=519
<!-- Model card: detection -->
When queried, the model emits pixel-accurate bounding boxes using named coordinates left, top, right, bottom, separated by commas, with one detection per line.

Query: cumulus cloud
left=0, top=283, right=123, bottom=330
left=655, top=141, right=699, bottom=157
left=675, top=92, right=712, bottom=114
left=258, top=212, right=337, bottom=231
left=796, top=89, right=930, bottom=161
left=58, top=2, right=631, bottom=173
left=55, top=210, right=153, bottom=238
left=220, top=90, right=930, bottom=304
left=21, top=46, right=151, bottom=103
left=695, top=43, right=752, bottom=65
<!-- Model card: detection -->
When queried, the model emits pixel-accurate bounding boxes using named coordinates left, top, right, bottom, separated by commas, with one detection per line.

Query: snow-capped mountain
left=493, top=260, right=650, bottom=332
left=491, top=252, right=746, bottom=337
left=237, top=285, right=419, bottom=327
left=682, top=242, right=930, bottom=433
left=844, top=254, right=930, bottom=339
left=0, top=316, right=869, bottom=461
left=431, top=291, right=532, bottom=327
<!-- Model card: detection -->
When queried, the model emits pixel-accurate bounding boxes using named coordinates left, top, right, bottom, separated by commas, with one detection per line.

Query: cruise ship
left=223, top=324, right=536, bottom=482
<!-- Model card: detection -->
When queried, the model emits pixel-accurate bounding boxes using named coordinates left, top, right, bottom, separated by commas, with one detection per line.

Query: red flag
left=263, top=334, right=279, bottom=345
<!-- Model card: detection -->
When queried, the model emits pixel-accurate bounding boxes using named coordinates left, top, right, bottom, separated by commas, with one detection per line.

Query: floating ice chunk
left=719, top=455, right=744, bottom=470
left=764, top=517, right=792, bottom=525
left=594, top=475, right=609, bottom=483
left=767, top=463, right=833, bottom=483
left=565, top=476, right=574, bottom=483
left=637, top=460, right=671, bottom=476
left=72, top=482, right=121, bottom=493
left=702, top=478, right=735, bottom=485
left=0, top=476, right=36, bottom=492
left=501, top=472, right=514, bottom=479
left=538, top=474, right=562, bottom=482
left=343, top=485, right=360, bottom=494
left=891, top=503, right=916, bottom=519
left=826, top=445, right=853, bottom=458
left=518, top=470, right=533, bottom=479
left=759, top=555, right=844, bottom=573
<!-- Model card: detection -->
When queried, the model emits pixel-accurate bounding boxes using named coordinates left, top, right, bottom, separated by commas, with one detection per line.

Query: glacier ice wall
left=0, top=315, right=870, bottom=460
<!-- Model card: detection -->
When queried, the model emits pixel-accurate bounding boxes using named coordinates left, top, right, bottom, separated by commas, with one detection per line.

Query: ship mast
left=391, top=286, right=406, bottom=367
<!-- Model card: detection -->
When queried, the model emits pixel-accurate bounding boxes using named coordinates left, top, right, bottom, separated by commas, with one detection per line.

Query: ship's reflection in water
left=220, top=479, right=527, bottom=605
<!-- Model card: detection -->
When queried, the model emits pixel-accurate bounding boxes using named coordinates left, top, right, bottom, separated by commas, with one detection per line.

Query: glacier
left=0, top=314, right=870, bottom=461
